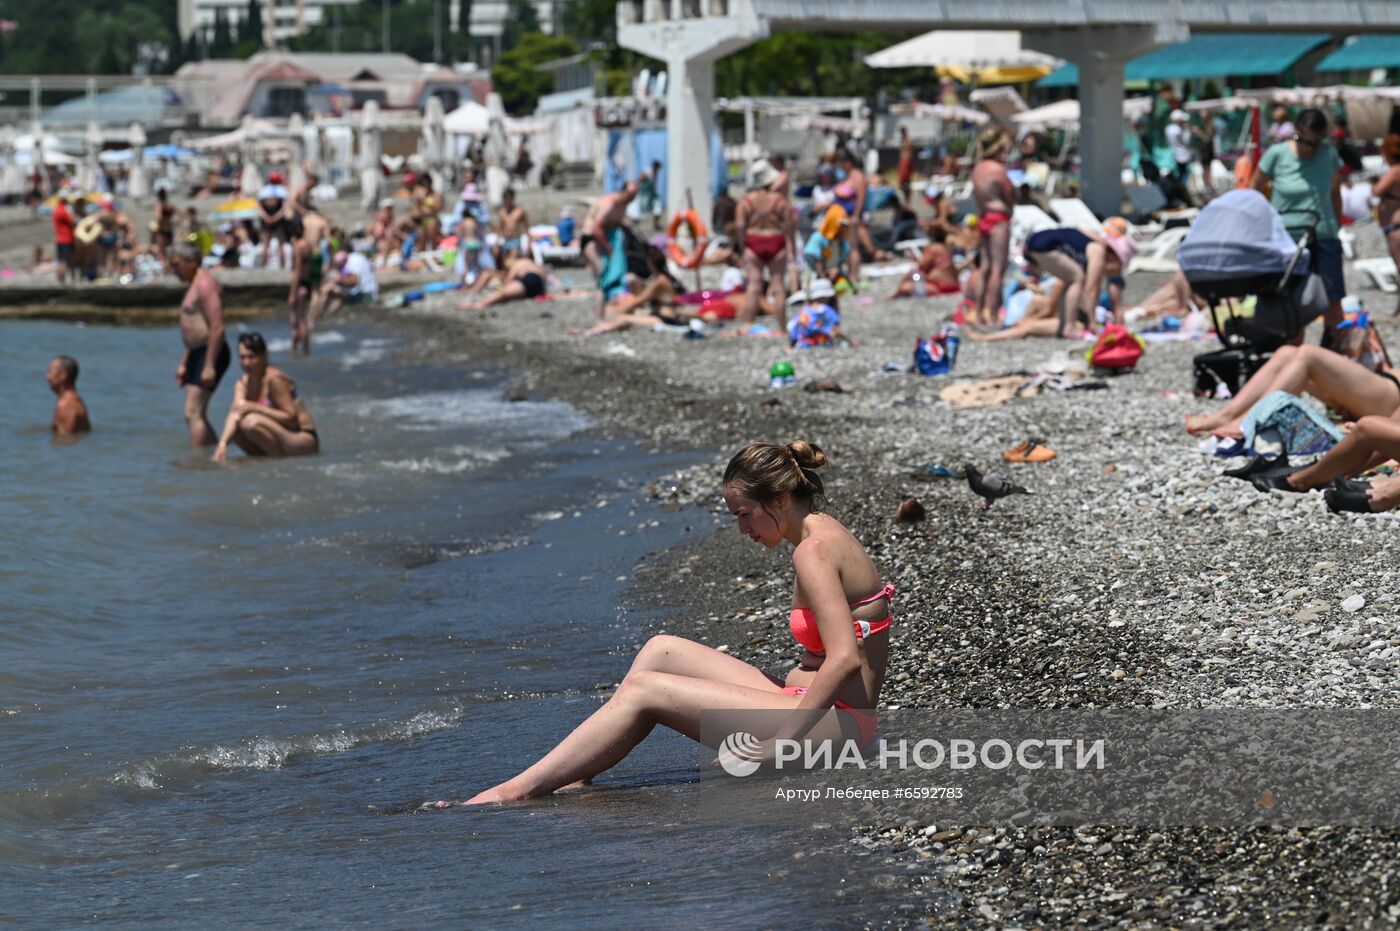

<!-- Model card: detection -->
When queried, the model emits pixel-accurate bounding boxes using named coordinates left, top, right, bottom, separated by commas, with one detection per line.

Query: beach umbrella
left=144, top=143, right=196, bottom=161
left=209, top=196, right=260, bottom=222
left=127, top=122, right=148, bottom=201
left=239, top=115, right=262, bottom=197
left=286, top=112, right=307, bottom=192
left=358, top=100, right=382, bottom=212
left=0, top=126, right=21, bottom=198
left=77, top=121, right=103, bottom=193
left=304, top=118, right=324, bottom=180
left=421, top=95, right=447, bottom=190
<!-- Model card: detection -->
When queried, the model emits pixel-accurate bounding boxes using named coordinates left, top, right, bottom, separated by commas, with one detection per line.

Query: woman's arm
left=213, top=378, right=248, bottom=460
left=772, top=541, right=865, bottom=745
left=259, top=375, right=302, bottom=429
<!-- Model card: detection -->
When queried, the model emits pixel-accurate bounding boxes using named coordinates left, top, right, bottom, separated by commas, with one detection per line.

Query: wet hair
left=238, top=332, right=268, bottom=356
left=723, top=441, right=828, bottom=510
left=54, top=355, right=79, bottom=383
left=503, top=187, right=515, bottom=200
left=1296, top=108, right=1329, bottom=138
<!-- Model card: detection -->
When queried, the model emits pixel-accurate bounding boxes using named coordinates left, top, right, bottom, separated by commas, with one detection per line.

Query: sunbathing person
left=1252, top=408, right=1400, bottom=512
left=212, top=333, right=319, bottom=463
left=441, top=440, right=895, bottom=805
left=963, top=276, right=1073, bottom=342
left=1185, top=344, right=1400, bottom=437
left=459, top=256, right=548, bottom=311
left=47, top=354, right=91, bottom=436
left=893, top=227, right=963, bottom=298
left=1121, top=270, right=1207, bottom=325
left=1023, top=227, right=1135, bottom=337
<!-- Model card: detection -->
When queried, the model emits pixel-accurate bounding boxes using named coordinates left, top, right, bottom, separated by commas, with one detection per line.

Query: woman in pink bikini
left=736, top=160, right=793, bottom=325
left=457, top=440, right=894, bottom=805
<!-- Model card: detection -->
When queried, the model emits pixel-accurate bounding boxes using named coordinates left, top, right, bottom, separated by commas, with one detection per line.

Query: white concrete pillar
left=743, top=98, right=755, bottom=162
left=1077, top=57, right=1126, bottom=219
left=665, top=54, right=719, bottom=220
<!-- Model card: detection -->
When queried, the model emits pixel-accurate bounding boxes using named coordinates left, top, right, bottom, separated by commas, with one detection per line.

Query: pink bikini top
left=789, top=583, right=895, bottom=656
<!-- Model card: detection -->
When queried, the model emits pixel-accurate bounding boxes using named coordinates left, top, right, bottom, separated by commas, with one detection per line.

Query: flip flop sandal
left=1003, top=438, right=1056, bottom=463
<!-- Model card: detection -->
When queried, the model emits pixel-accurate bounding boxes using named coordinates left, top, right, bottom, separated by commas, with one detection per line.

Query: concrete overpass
left=617, top=0, right=1400, bottom=220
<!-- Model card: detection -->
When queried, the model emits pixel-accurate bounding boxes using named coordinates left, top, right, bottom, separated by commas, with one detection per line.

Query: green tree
left=245, top=0, right=264, bottom=49
left=211, top=7, right=234, bottom=57
left=492, top=32, right=577, bottom=114
left=502, top=0, right=541, bottom=52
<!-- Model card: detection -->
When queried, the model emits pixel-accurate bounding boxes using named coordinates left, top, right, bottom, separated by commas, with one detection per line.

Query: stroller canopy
left=1178, top=189, right=1300, bottom=279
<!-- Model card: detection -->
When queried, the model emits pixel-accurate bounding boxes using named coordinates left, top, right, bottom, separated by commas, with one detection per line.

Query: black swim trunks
left=1379, top=369, right=1400, bottom=400
left=182, top=340, right=231, bottom=389
left=579, top=233, right=596, bottom=252
left=520, top=272, right=545, bottom=299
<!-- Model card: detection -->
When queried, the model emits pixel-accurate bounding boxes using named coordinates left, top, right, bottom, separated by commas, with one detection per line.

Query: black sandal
left=1223, top=455, right=1288, bottom=480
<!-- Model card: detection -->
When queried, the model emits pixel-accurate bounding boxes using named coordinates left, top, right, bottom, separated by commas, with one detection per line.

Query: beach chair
left=1049, top=197, right=1101, bottom=230
left=894, top=237, right=930, bottom=259
left=1011, top=204, right=1058, bottom=249
left=1126, top=225, right=1191, bottom=274
left=1353, top=257, right=1399, bottom=293
left=1339, top=226, right=1356, bottom=261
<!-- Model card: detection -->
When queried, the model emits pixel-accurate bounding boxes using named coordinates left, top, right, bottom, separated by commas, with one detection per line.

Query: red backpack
left=1087, top=323, right=1145, bottom=372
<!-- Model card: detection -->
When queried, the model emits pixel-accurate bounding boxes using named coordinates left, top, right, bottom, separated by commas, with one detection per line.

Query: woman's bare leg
left=464, top=280, right=527, bottom=311
left=1288, top=414, right=1400, bottom=489
left=465, top=671, right=803, bottom=804
left=740, top=247, right=764, bottom=323
left=233, top=412, right=318, bottom=457
left=1187, top=347, right=1400, bottom=436
left=964, top=316, right=1076, bottom=342
left=768, top=254, right=788, bottom=330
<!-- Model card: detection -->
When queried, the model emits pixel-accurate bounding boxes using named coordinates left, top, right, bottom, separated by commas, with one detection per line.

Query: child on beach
left=444, top=441, right=894, bottom=805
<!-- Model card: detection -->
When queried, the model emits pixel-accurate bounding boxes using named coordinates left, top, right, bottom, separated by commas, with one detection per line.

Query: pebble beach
left=369, top=229, right=1400, bottom=927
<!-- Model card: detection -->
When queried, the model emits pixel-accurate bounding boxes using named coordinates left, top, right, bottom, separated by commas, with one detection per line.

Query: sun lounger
left=1049, top=197, right=1101, bottom=230
left=1353, top=257, right=1399, bottom=293
left=1127, top=225, right=1191, bottom=274
left=1339, top=226, right=1356, bottom=261
left=895, top=237, right=930, bottom=259
left=1011, top=204, right=1058, bottom=249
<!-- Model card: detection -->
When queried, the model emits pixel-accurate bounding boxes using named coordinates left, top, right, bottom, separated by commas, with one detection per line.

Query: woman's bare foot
left=1211, top=419, right=1245, bottom=439
left=1185, top=413, right=1227, bottom=436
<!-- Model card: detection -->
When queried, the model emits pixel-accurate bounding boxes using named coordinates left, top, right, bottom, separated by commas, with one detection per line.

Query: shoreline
left=359, top=267, right=1400, bottom=926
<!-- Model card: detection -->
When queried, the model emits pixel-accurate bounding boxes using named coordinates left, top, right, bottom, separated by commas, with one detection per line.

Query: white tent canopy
left=444, top=101, right=491, bottom=136
left=1012, top=97, right=1152, bottom=129
left=865, top=31, right=1060, bottom=70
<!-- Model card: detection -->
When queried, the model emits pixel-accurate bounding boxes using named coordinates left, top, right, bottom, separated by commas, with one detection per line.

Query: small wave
left=379, top=444, right=512, bottom=475
left=357, top=390, right=591, bottom=437
left=339, top=338, right=395, bottom=369
left=1, top=707, right=464, bottom=825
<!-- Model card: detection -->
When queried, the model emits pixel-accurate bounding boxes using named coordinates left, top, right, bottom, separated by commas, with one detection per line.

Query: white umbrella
left=81, top=122, right=103, bottom=193
left=0, top=126, right=20, bottom=198
left=421, top=95, right=446, bottom=191
left=865, top=31, right=1060, bottom=70
left=127, top=122, right=148, bottom=201
left=482, top=93, right=511, bottom=208
left=286, top=112, right=307, bottom=192
left=304, top=118, right=324, bottom=180
left=443, top=100, right=491, bottom=136
left=1011, top=97, right=1153, bottom=129
left=239, top=115, right=263, bottom=196
left=358, top=100, right=382, bottom=212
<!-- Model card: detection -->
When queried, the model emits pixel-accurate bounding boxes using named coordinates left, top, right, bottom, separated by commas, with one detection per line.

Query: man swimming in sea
left=171, top=242, right=229, bottom=448
left=47, top=354, right=91, bottom=436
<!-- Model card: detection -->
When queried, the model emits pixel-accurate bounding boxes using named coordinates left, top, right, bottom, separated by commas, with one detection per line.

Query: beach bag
left=913, top=325, right=960, bottom=375
left=1086, top=324, right=1144, bottom=372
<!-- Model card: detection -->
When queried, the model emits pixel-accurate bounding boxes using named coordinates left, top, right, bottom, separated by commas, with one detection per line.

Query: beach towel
left=1241, top=390, right=1345, bottom=458
left=597, top=226, right=629, bottom=297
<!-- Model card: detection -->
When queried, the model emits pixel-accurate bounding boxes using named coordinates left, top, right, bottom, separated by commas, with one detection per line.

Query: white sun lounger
left=1126, top=225, right=1192, bottom=274
left=1354, top=257, right=1399, bottom=293
left=1049, top=197, right=1101, bottom=230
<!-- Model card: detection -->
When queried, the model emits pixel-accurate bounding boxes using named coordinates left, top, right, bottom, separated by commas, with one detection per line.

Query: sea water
left=0, top=319, right=900, bottom=926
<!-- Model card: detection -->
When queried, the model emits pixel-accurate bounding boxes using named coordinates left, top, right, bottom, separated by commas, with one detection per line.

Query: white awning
left=1012, top=97, right=1153, bottom=129
left=865, top=31, right=1060, bottom=70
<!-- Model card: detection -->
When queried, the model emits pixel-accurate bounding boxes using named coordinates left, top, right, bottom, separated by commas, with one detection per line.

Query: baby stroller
left=1178, top=189, right=1329, bottom=397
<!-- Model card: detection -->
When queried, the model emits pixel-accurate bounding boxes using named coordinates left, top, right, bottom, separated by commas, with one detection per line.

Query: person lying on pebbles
left=458, top=256, right=549, bottom=311
left=1252, top=407, right=1400, bottom=513
left=434, top=440, right=896, bottom=805
left=1185, top=344, right=1400, bottom=438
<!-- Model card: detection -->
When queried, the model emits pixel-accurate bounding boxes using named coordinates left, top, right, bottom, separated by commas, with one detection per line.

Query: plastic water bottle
left=912, top=272, right=927, bottom=299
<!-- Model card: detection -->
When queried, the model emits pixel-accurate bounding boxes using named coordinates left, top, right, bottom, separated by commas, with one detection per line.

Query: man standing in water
left=580, top=181, right=637, bottom=320
left=172, top=242, right=229, bottom=448
left=969, top=129, right=1015, bottom=328
left=47, top=355, right=90, bottom=436
left=290, top=208, right=331, bottom=355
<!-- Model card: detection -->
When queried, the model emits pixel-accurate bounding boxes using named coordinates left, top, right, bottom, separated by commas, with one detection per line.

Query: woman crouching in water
left=212, top=332, right=320, bottom=463
left=456, top=441, right=894, bottom=804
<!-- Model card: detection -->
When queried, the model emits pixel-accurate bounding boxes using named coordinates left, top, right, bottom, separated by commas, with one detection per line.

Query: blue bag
left=914, top=325, right=960, bottom=375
